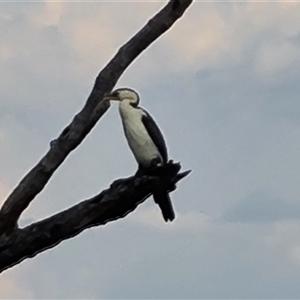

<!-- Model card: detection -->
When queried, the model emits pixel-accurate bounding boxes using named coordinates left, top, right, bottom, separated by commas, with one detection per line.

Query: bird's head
left=104, top=88, right=140, bottom=107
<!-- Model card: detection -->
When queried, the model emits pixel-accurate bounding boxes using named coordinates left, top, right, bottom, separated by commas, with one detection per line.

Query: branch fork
left=0, top=0, right=193, bottom=273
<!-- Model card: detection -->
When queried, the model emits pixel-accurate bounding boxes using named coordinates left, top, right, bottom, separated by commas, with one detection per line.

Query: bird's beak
left=103, top=92, right=121, bottom=101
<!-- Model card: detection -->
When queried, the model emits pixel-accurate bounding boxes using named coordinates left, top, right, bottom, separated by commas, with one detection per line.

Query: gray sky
left=1, top=1, right=300, bottom=298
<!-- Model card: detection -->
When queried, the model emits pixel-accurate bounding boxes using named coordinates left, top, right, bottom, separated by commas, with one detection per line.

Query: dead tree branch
left=0, top=162, right=191, bottom=273
left=0, top=0, right=193, bottom=235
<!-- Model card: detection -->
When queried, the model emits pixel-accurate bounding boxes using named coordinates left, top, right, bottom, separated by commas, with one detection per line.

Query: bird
left=104, top=87, right=175, bottom=222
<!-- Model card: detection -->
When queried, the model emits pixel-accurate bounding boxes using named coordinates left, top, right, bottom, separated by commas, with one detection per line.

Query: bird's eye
left=111, top=91, right=119, bottom=97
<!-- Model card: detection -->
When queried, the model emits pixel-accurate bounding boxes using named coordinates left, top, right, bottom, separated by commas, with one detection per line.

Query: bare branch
left=0, top=162, right=191, bottom=273
left=0, top=0, right=193, bottom=234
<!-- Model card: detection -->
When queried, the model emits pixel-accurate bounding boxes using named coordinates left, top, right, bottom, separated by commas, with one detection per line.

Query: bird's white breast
left=119, top=101, right=162, bottom=166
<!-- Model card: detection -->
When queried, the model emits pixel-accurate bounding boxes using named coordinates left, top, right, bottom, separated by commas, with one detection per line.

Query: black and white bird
left=104, top=88, right=175, bottom=222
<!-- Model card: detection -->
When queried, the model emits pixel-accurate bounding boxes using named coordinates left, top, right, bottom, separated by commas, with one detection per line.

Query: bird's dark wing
left=141, top=108, right=168, bottom=163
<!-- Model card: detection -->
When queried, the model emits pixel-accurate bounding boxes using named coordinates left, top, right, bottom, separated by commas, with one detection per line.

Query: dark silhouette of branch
left=0, top=162, right=191, bottom=273
left=0, top=0, right=193, bottom=235
left=0, top=0, right=193, bottom=275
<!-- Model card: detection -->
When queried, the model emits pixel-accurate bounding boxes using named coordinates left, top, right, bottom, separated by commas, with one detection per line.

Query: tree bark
left=0, top=0, right=193, bottom=235
left=0, top=0, right=193, bottom=273
left=0, top=163, right=190, bottom=273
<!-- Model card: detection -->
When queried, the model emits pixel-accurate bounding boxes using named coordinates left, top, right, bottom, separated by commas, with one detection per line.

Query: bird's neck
left=119, top=99, right=139, bottom=120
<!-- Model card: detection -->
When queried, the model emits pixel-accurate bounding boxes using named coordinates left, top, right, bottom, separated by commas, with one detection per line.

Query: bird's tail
left=153, top=191, right=175, bottom=222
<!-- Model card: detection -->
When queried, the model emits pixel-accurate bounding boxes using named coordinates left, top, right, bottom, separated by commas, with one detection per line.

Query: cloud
left=0, top=270, right=33, bottom=299
left=150, top=2, right=300, bottom=80
left=2, top=0, right=300, bottom=89
left=0, top=128, right=5, bottom=151
left=2, top=1, right=300, bottom=299
left=33, top=1, right=64, bottom=27
left=0, top=1, right=164, bottom=118
left=266, top=220, right=300, bottom=272
left=223, top=190, right=300, bottom=223
left=0, top=275, right=33, bottom=299
left=289, top=245, right=300, bottom=266
left=163, top=7, right=227, bottom=72
left=0, top=113, right=54, bottom=220
left=0, top=44, right=12, bottom=61
left=64, top=12, right=117, bottom=78
left=20, top=217, right=300, bottom=299
left=255, top=42, right=300, bottom=76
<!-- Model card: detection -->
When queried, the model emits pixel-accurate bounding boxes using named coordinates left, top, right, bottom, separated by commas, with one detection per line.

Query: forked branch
left=0, top=0, right=193, bottom=235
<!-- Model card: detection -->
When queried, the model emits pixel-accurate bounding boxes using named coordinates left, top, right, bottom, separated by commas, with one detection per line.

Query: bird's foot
left=150, top=158, right=163, bottom=168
